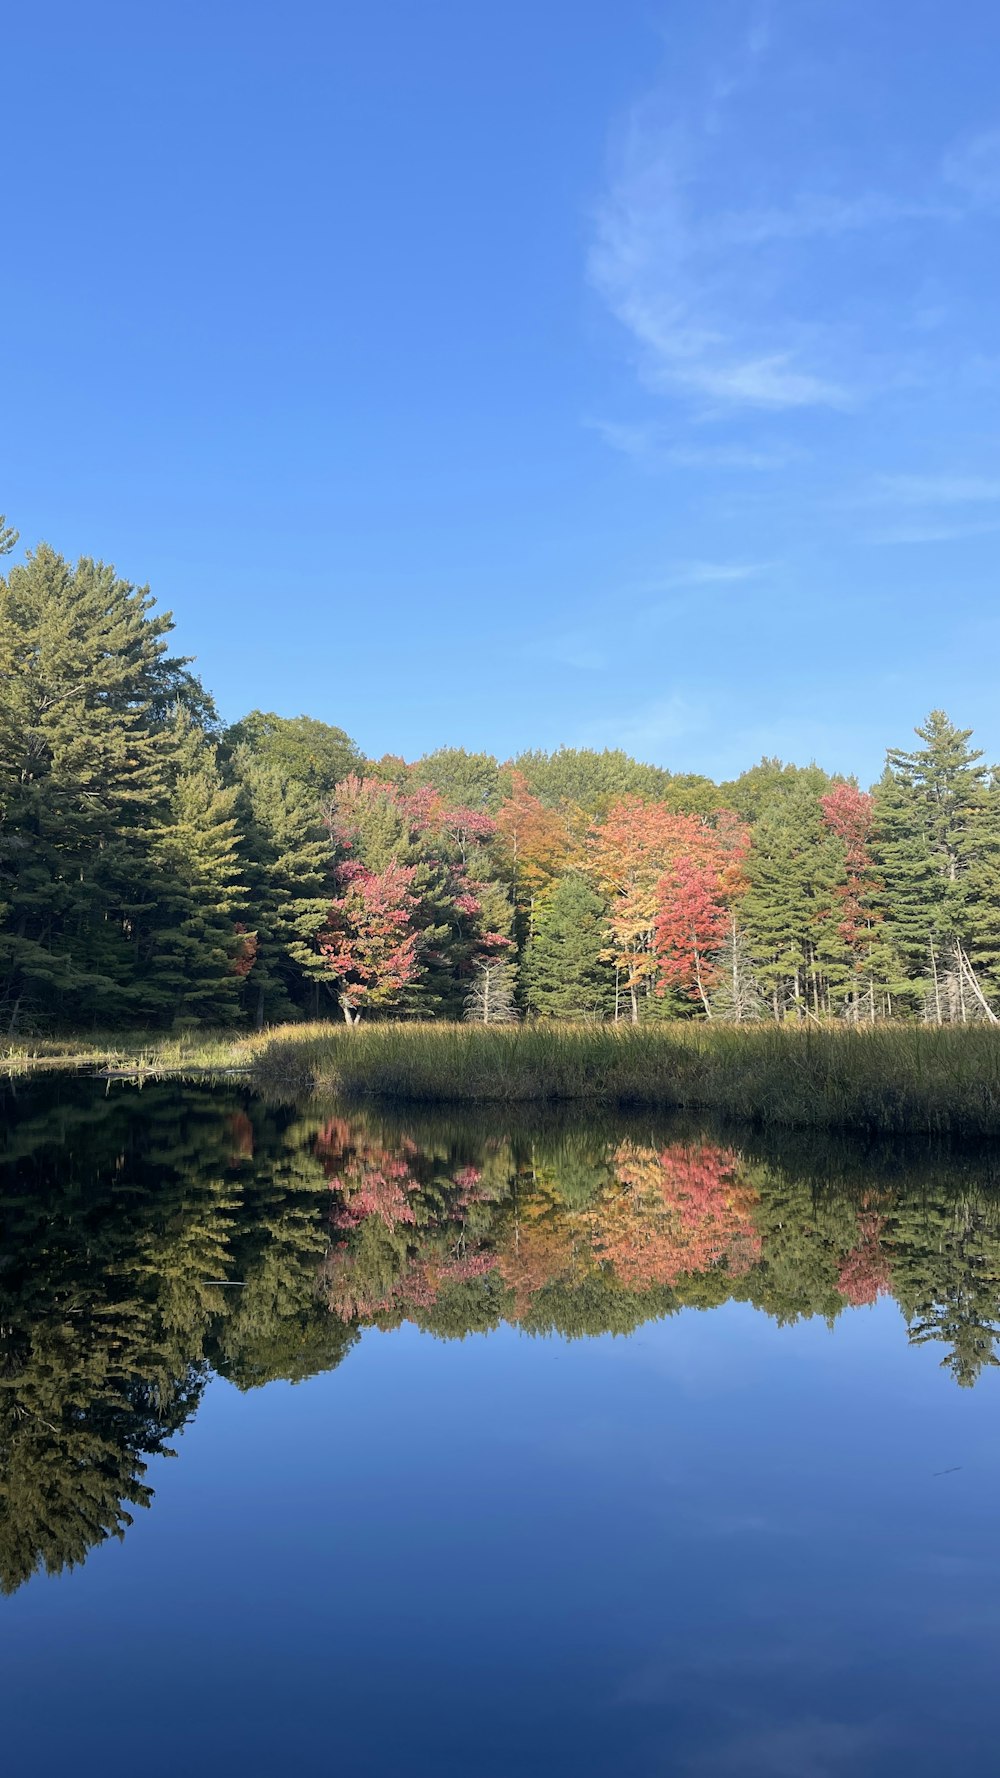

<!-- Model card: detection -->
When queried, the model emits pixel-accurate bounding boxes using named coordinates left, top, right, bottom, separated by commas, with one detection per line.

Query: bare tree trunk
left=693, top=940, right=712, bottom=1018
left=614, top=966, right=621, bottom=1024
left=930, top=942, right=942, bottom=1026
left=629, top=978, right=638, bottom=1024
left=958, top=944, right=1000, bottom=1024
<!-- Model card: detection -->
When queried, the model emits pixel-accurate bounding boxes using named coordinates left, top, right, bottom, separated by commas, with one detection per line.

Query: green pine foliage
left=739, top=782, right=848, bottom=1019
left=525, top=875, right=614, bottom=1019
left=144, top=712, right=245, bottom=1027
left=230, top=748, right=332, bottom=1025
left=0, top=547, right=187, bottom=1029
left=880, top=712, right=1000, bottom=1021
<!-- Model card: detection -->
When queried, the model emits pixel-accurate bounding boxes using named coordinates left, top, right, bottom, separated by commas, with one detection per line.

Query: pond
left=2, top=1075, right=999, bottom=1776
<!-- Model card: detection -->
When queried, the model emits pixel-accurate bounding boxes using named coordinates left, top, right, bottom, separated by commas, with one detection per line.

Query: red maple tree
left=318, top=856, right=421, bottom=1023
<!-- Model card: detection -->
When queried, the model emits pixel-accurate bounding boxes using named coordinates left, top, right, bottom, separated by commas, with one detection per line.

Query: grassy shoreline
left=245, top=1021, right=1000, bottom=1135
left=4, top=1020, right=1000, bottom=1136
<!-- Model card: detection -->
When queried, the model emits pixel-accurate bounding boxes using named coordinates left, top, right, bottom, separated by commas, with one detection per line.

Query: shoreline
left=4, top=1021, right=1000, bottom=1137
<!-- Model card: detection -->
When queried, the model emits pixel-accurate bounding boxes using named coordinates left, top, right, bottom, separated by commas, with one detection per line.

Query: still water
left=2, top=1076, right=999, bottom=1776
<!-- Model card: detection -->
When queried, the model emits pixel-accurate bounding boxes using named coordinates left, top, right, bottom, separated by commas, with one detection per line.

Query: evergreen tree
left=879, top=712, right=1000, bottom=1022
left=525, top=874, right=614, bottom=1019
left=0, top=548, right=193, bottom=1030
left=740, top=782, right=848, bottom=1019
left=229, top=748, right=332, bottom=1025
left=143, top=713, right=245, bottom=1026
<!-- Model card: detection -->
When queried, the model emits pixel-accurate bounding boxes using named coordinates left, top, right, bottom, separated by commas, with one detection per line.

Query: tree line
left=2, top=520, right=999, bottom=1031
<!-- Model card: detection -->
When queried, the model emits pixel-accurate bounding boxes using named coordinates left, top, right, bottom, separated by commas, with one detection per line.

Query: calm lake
left=2, top=1076, right=999, bottom=1776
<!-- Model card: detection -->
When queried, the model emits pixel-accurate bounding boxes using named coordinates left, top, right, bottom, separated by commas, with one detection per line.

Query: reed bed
left=248, top=1020, right=1000, bottom=1137
left=6, top=1019, right=1000, bottom=1137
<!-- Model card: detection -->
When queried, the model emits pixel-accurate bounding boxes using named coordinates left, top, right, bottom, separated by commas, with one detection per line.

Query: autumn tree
left=493, top=768, right=577, bottom=940
left=588, top=801, right=739, bottom=1021
left=318, top=857, right=421, bottom=1022
left=820, top=783, right=897, bottom=1021
left=323, top=773, right=514, bottom=1017
left=654, top=814, right=751, bottom=1016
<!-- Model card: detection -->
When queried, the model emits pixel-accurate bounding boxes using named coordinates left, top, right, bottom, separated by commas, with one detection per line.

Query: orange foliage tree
left=584, top=1141, right=761, bottom=1290
left=493, top=770, right=577, bottom=929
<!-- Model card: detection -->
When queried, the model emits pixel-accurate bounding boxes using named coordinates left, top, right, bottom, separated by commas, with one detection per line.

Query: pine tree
left=0, top=547, right=187, bottom=1030
left=525, top=875, right=614, bottom=1020
left=229, top=748, right=332, bottom=1025
left=879, top=712, right=1000, bottom=1022
left=740, top=782, right=848, bottom=1020
left=143, top=713, right=245, bottom=1026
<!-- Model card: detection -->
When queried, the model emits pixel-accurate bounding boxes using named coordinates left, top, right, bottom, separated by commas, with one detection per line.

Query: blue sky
left=5, top=0, right=1000, bottom=784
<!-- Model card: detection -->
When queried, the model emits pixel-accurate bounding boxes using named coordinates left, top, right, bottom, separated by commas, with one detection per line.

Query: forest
left=3, top=520, right=1000, bottom=1035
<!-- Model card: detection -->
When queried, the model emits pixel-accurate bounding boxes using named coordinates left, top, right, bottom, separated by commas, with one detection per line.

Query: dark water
left=2, top=1077, right=1000, bottom=1777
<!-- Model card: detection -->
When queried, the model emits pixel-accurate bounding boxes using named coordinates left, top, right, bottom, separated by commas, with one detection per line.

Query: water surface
left=2, top=1076, right=999, bottom=1776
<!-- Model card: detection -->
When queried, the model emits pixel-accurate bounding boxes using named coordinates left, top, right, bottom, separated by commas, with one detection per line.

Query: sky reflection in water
left=1, top=1076, right=999, bottom=1777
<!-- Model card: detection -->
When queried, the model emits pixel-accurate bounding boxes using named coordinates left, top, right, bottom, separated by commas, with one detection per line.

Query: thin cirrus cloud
left=941, top=129, right=1000, bottom=204
left=866, top=473, right=1000, bottom=542
left=871, top=519, right=1000, bottom=546
left=587, top=28, right=1000, bottom=426
left=873, top=473, right=1000, bottom=505
left=587, top=417, right=798, bottom=471
left=587, top=99, right=856, bottom=414
left=532, top=563, right=766, bottom=674
left=649, top=560, right=770, bottom=588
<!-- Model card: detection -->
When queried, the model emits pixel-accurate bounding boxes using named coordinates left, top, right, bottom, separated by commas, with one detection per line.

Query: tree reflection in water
left=2, top=1075, right=1000, bottom=1592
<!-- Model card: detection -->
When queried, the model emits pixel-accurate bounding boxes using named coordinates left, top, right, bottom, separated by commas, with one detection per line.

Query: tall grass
left=6, top=1018, right=1000, bottom=1137
left=248, top=1020, right=1000, bottom=1136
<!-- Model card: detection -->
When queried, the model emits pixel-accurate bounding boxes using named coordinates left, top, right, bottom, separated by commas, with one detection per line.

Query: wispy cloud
left=526, top=627, right=608, bottom=672
left=873, top=473, right=1000, bottom=505
left=942, top=129, right=1000, bottom=205
left=587, top=43, right=856, bottom=413
left=588, top=23, right=1000, bottom=425
left=586, top=692, right=703, bottom=758
left=530, top=562, right=766, bottom=674
left=871, top=519, right=1000, bottom=546
left=588, top=417, right=797, bottom=471
left=648, top=560, right=772, bottom=589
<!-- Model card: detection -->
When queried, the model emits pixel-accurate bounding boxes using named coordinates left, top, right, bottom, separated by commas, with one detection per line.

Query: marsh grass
left=5, top=1019, right=1000, bottom=1136
left=248, top=1020, right=1000, bottom=1136
left=0, top=1029, right=263, bottom=1078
